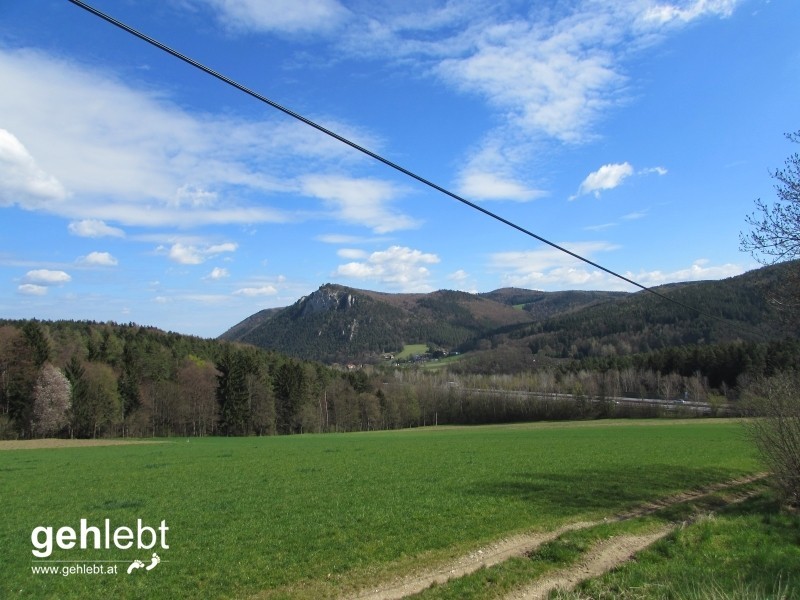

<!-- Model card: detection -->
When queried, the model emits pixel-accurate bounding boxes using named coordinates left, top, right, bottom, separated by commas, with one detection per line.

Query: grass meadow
left=395, top=344, right=429, bottom=359
left=0, top=419, right=768, bottom=599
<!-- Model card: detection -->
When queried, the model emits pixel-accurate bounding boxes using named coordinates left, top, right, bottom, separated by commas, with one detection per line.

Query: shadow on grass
left=467, top=465, right=741, bottom=518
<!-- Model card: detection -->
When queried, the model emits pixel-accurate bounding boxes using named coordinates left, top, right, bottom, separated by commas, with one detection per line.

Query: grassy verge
left=2, top=420, right=760, bottom=599
left=559, top=491, right=800, bottom=599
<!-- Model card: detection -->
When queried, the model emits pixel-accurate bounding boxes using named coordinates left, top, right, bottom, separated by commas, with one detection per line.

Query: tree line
left=3, top=319, right=794, bottom=440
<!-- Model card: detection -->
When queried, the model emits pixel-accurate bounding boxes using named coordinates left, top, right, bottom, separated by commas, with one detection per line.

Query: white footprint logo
left=127, top=560, right=145, bottom=575
left=127, top=553, right=161, bottom=574
left=145, top=552, right=161, bottom=571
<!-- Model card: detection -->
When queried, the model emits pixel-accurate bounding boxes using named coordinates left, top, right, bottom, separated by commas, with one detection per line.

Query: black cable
left=65, top=0, right=767, bottom=340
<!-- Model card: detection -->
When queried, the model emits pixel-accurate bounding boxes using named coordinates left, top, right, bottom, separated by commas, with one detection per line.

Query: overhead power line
left=66, top=0, right=763, bottom=338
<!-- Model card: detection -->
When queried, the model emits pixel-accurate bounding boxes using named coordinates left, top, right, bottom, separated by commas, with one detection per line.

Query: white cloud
left=640, top=166, right=668, bottom=176
left=206, top=267, right=230, bottom=280
left=18, top=283, right=48, bottom=296
left=206, top=243, right=237, bottom=254
left=198, top=0, right=350, bottom=34
left=643, top=0, right=738, bottom=25
left=437, top=18, right=624, bottom=145
left=627, top=259, right=744, bottom=287
left=167, top=242, right=238, bottom=265
left=172, top=184, right=218, bottom=208
left=345, top=2, right=738, bottom=194
left=0, top=128, right=68, bottom=209
left=68, top=219, right=125, bottom=238
left=491, top=245, right=744, bottom=291
left=318, top=234, right=363, bottom=244
left=448, top=269, right=469, bottom=282
left=337, top=248, right=368, bottom=259
left=571, top=162, right=667, bottom=199
left=446, top=269, right=478, bottom=293
left=301, top=175, right=420, bottom=233
left=490, top=242, right=620, bottom=288
left=77, top=252, right=118, bottom=267
left=458, top=172, right=545, bottom=202
left=622, top=210, right=647, bottom=220
left=233, top=285, right=278, bottom=297
left=584, top=222, right=617, bottom=231
left=0, top=47, right=369, bottom=229
left=168, top=244, right=204, bottom=266
left=334, top=245, right=440, bottom=291
left=24, top=269, right=71, bottom=285
left=573, top=162, right=634, bottom=199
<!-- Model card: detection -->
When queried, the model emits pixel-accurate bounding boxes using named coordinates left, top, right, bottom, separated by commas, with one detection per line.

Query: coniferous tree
left=216, top=350, right=251, bottom=435
left=273, top=361, right=307, bottom=434
left=22, top=320, right=50, bottom=368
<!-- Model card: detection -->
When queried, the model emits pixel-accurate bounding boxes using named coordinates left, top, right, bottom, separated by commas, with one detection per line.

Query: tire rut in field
left=343, top=521, right=601, bottom=600
left=503, top=527, right=674, bottom=600
left=340, top=474, right=766, bottom=600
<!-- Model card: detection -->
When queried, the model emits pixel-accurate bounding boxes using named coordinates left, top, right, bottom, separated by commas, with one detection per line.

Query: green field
left=395, top=343, right=429, bottom=359
left=1, top=420, right=765, bottom=599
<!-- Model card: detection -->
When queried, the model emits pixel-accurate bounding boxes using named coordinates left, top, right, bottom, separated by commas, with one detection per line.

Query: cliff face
left=297, top=285, right=356, bottom=318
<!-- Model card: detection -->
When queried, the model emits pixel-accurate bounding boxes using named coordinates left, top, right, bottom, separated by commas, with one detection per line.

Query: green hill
left=220, top=284, right=534, bottom=362
left=222, top=263, right=797, bottom=365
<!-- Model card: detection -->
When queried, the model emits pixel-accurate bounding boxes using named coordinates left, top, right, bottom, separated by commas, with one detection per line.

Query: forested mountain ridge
left=223, top=263, right=796, bottom=364
left=498, top=262, right=795, bottom=358
left=479, top=288, right=628, bottom=320
left=220, top=283, right=534, bottom=362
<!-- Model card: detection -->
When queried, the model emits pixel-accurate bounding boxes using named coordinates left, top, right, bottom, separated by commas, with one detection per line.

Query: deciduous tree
left=32, top=363, right=71, bottom=437
left=741, top=130, right=800, bottom=506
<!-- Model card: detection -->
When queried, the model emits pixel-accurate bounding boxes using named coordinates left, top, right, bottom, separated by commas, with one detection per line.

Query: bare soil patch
left=0, top=438, right=164, bottom=451
left=343, top=521, right=601, bottom=600
left=341, top=474, right=766, bottom=600
left=505, top=528, right=673, bottom=600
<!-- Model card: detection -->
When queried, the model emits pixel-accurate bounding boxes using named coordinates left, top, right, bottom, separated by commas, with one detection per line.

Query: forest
left=2, top=317, right=798, bottom=439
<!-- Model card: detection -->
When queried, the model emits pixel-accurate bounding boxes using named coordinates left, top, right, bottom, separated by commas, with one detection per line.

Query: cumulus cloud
left=77, top=252, right=118, bottom=267
left=573, top=162, right=634, bottom=199
left=334, top=245, right=440, bottom=291
left=0, top=128, right=68, bottom=209
left=68, top=219, right=125, bottom=238
left=205, top=267, right=230, bottom=280
left=24, top=269, right=71, bottom=285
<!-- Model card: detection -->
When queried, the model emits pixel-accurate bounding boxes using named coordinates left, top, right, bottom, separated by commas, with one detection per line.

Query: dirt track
left=504, top=528, right=673, bottom=600
left=342, top=474, right=765, bottom=600
left=0, top=438, right=164, bottom=450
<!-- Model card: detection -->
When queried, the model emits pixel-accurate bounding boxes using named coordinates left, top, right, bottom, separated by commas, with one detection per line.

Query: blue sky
left=1, top=0, right=798, bottom=338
